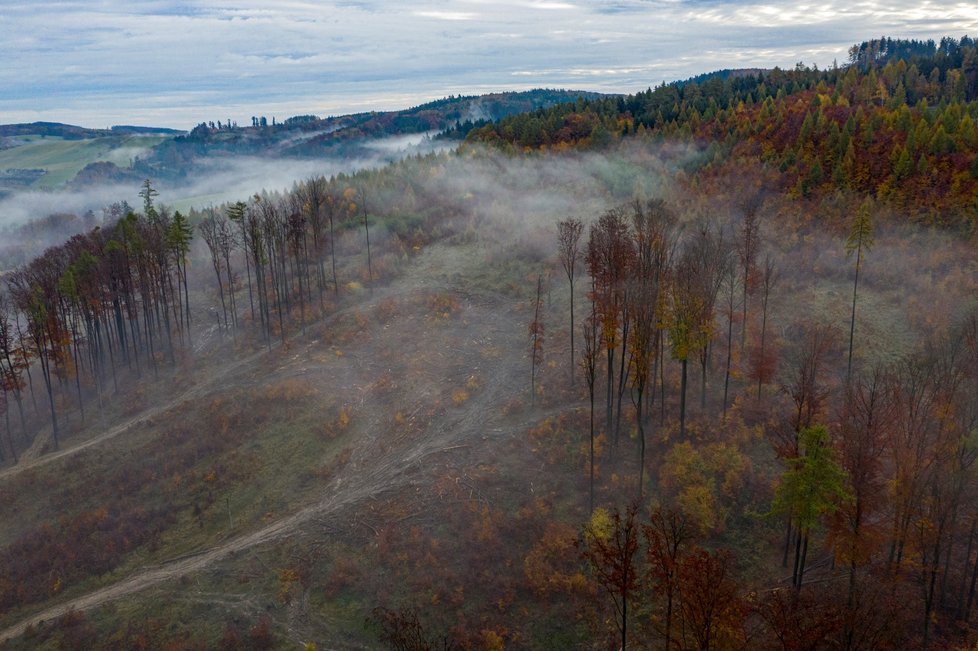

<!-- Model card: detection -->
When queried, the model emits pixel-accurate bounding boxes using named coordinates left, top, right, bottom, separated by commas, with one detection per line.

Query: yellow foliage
left=679, top=483, right=720, bottom=533
left=587, top=507, right=613, bottom=543
left=660, top=440, right=751, bottom=533
left=337, top=408, right=350, bottom=430
left=277, top=568, right=300, bottom=603
left=452, top=388, right=469, bottom=405
left=523, top=523, right=585, bottom=597
left=481, top=630, right=505, bottom=651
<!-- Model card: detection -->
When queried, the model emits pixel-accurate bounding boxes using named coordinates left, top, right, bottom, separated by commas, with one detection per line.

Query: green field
left=0, top=135, right=166, bottom=189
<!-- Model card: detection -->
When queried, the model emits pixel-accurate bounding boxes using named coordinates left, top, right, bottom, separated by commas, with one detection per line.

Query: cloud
left=1, top=2, right=977, bottom=129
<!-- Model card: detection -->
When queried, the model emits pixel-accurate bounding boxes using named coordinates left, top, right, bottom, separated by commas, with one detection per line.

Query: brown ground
left=0, top=233, right=539, bottom=645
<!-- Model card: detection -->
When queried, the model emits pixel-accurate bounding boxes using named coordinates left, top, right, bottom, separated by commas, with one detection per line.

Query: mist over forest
left=3, top=36, right=978, bottom=650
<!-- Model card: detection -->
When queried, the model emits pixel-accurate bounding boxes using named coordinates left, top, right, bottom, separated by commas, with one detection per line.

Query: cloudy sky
left=3, top=1, right=977, bottom=130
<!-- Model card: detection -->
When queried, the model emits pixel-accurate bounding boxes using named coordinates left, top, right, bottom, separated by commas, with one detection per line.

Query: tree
left=324, top=185, right=341, bottom=295
left=845, top=198, right=874, bottom=382
left=668, top=237, right=718, bottom=438
left=358, top=185, right=374, bottom=292
left=581, top=312, right=600, bottom=514
left=139, top=179, right=158, bottom=219
left=168, top=210, right=193, bottom=339
left=832, top=367, right=894, bottom=631
left=7, top=263, right=69, bottom=449
left=753, top=254, right=779, bottom=399
left=369, top=607, right=459, bottom=650
left=586, top=208, right=634, bottom=446
left=581, top=503, right=641, bottom=650
left=675, top=548, right=744, bottom=650
left=301, top=176, right=330, bottom=307
left=529, top=275, right=545, bottom=406
left=628, top=198, right=674, bottom=491
left=645, top=507, right=694, bottom=649
left=721, top=262, right=738, bottom=420
left=688, top=221, right=728, bottom=410
left=737, top=194, right=762, bottom=354
left=557, top=217, right=584, bottom=384
left=0, top=293, right=28, bottom=442
left=227, top=201, right=254, bottom=323
left=198, top=211, right=236, bottom=334
left=782, top=322, right=839, bottom=441
left=771, top=424, right=851, bottom=588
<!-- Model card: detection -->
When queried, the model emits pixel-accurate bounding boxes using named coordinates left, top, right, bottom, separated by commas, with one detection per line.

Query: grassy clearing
left=0, top=136, right=165, bottom=188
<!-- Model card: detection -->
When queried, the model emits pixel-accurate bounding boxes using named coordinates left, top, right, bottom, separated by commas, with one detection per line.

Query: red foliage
left=0, top=504, right=173, bottom=613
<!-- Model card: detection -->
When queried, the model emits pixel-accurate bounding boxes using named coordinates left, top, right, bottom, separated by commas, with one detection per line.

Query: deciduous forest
left=2, top=36, right=978, bottom=649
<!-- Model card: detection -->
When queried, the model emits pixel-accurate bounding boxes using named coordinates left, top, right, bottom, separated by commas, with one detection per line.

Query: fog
left=0, top=132, right=456, bottom=267
left=3, top=130, right=974, bottom=364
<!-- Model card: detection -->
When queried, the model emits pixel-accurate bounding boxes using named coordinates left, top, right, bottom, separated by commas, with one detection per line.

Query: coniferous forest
left=2, top=37, right=978, bottom=649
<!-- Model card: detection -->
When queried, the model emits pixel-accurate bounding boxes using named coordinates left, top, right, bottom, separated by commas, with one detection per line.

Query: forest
left=0, top=36, right=977, bottom=649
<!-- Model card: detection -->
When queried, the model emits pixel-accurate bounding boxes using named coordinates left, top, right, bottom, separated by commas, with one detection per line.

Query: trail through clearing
left=0, top=237, right=530, bottom=643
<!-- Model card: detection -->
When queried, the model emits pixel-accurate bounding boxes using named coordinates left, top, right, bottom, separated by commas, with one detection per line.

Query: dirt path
left=0, top=337, right=281, bottom=481
left=0, top=245, right=461, bottom=483
left=0, top=238, right=528, bottom=644
left=0, top=326, right=521, bottom=644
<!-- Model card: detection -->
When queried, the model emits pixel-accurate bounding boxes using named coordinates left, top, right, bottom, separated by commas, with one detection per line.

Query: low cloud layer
left=3, top=2, right=977, bottom=129
left=0, top=132, right=451, bottom=233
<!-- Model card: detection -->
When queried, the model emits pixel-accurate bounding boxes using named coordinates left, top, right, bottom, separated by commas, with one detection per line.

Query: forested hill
left=467, top=36, right=978, bottom=224
left=135, top=89, right=605, bottom=180
left=7, top=35, right=978, bottom=650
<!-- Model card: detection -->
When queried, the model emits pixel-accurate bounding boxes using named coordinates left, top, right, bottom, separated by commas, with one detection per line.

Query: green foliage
left=466, top=37, right=978, bottom=223
left=770, top=425, right=851, bottom=531
left=167, top=211, right=193, bottom=255
left=845, top=198, right=875, bottom=263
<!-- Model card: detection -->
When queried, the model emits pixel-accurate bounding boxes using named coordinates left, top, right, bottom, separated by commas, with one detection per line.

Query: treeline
left=544, top=192, right=978, bottom=647
left=0, top=182, right=193, bottom=458
left=467, top=36, right=978, bottom=222
left=0, top=151, right=459, bottom=463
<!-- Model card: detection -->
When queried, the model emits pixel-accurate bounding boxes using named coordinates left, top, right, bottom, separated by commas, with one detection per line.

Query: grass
left=0, top=135, right=166, bottom=188
left=0, top=361, right=362, bottom=632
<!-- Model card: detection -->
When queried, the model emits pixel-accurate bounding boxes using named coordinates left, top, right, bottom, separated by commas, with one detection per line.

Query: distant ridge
left=0, top=122, right=183, bottom=140
left=110, top=125, right=186, bottom=135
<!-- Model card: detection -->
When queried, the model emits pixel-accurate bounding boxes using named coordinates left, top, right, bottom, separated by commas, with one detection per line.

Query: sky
left=2, top=1, right=978, bottom=130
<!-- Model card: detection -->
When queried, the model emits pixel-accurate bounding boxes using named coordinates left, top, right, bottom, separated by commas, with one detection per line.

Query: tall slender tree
left=845, top=198, right=874, bottom=383
left=557, top=217, right=584, bottom=384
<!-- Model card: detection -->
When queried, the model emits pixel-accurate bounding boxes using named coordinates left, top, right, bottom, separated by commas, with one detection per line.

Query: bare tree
left=845, top=198, right=874, bottom=383
left=586, top=207, right=634, bottom=446
left=581, top=311, right=599, bottom=514
left=557, top=217, right=584, bottom=384
left=628, top=198, right=675, bottom=496
left=755, top=253, right=780, bottom=399
left=737, top=194, right=762, bottom=354
left=529, top=275, right=545, bottom=406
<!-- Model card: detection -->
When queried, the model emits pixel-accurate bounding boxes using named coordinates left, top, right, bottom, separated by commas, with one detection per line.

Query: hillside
left=1, top=38, right=978, bottom=649
left=467, top=36, right=978, bottom=224
left=0, top=90, right=605, bottom=198
left=0, top=133, right=171, bottom=194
